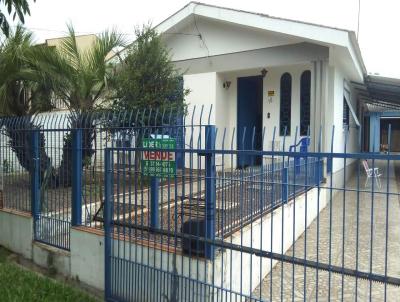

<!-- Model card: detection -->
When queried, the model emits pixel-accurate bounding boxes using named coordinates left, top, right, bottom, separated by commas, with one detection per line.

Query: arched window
left=300, top=70, right=311, bottom=136
left=280, top=72, right=292, bottom=136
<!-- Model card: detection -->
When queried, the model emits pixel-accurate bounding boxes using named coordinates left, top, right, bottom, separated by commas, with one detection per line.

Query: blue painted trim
left=369, top=113, right=380, bottom=152
left=368, top=111, right=400, bottom=152
left=150, top=177, right=160, bottom=229
left=71, top=129, right=82, bottom=226
left=237, top=76, right=263, bottom=167
left=314, top=158, right=324, bottom=184
left=205, top=125, right=216, bottom=259
left=365, top=111, right=400, bottom=117
left=320, top=159, right=324, bottom=182
left=282, top=166, right=289, bottom=203
left=104, top=149, right=112, bottom=300
left=107, top=146, right=400, bottom=160
left=289, top=137, right=310, bottom=174
left=31, top=130, right=40, bottom=221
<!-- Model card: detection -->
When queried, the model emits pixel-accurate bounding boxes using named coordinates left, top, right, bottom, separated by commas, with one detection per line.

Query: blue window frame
left=280, top=72, right=292, bottom=136
left=300, top=70, right=311, bottom=136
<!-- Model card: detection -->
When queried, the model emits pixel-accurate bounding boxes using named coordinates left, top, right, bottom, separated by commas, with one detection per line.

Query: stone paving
left=253, top=160, right=400, bottom=301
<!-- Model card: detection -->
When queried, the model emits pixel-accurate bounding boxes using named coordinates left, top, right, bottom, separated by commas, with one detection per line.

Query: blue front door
left=237, top=76, right=263, bottom=168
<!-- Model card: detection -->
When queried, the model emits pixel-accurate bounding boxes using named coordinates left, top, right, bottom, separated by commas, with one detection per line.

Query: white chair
left=362, top=160, right=382, bottom=189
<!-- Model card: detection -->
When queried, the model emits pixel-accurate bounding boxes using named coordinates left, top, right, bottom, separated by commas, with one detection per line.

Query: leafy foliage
left=0, top=0, right=34, bottom=37
left=0, top=25, right=53, bottom=116
left=39, top=23, right=126, bottom=115
left=35, top=24, right=127, bottom=187
left=112, top=25, right=188, bottom=122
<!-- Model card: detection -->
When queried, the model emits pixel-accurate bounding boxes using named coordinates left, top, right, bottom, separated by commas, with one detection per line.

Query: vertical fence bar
left=71, top=128, right=82, bottom=226
left=319, top=158, right=324, bottom=183
left=314, top=158, right=320, bottom=185
left=327, top=156, right=332, bottom=174
left=205, top=125, right=216, bottom=259
left=31, top=129, right=40, bottom=221
left=150, top=177, right=160, bottom=229
left=104, top=149, right=113, bottom=300
left=282, top=165, right=288, bottom=203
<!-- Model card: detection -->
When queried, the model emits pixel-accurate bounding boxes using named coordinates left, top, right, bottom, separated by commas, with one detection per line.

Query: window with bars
left=300, top=70, right=311, bottom=136
left=279, top=72, right=292, bottom=136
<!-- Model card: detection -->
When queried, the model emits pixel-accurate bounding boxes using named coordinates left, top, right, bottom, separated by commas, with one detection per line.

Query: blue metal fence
left=0, top=109, right=187, bottom=250
left=103, top=121, right=400, bottom=302
left=1, top=108, right=400, bottom=301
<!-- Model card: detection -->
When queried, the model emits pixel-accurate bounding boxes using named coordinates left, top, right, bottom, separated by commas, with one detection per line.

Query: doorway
left=237, top=76, right=263, bottom=168
left=380, top=117, right=400, bottom=152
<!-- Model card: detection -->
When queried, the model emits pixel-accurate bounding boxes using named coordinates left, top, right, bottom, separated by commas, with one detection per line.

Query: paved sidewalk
left=253, top=160, right=400, bottom=301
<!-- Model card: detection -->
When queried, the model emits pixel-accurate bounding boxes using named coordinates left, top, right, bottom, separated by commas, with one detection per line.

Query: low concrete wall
left=109, top=186, right=328, bottom=302
left=0, top=209, right=33, bottom=259
left=109, top=239, right=213, bottom=301
left=214, top=186, right=328, bottom=300
left=70, top=227, right=104, bottom=290
left=0, top=185, right=328, bottom=301
left=32, top=242, right=71, bottom=276
left=0, top=209, right=105, bottom=291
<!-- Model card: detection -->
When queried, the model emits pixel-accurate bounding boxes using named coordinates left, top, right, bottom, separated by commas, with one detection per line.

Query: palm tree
left=43, top=24, right=125, bottom=187
left=0, top=26, right=53, bottom=179
left=0, top=0, right=34, bottom=37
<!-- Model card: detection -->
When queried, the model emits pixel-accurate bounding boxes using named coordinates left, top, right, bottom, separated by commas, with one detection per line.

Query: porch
left=181, top=45, right=330, bottom=165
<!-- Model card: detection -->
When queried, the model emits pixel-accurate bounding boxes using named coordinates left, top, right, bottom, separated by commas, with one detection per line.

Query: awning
left=353, top=75, right=400, bottom=111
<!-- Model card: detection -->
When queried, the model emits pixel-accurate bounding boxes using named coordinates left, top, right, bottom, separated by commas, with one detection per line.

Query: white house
left=150, top=1, right=366, bottom=180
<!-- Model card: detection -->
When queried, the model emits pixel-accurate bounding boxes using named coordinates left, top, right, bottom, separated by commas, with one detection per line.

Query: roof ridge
left=189, top=1, right=355, bottom=34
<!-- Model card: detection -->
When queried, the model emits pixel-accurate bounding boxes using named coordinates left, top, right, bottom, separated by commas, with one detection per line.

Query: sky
left=9, top=0, right=400, bottom=78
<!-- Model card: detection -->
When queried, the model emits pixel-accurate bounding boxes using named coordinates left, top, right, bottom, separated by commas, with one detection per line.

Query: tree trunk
left=52, top=114, right=96, bottom=187
left=4, top=118, right=53, bottom=182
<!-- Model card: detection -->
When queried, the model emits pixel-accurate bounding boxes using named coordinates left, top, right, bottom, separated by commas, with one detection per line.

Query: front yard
left=0, top=246, right=99, bottom=302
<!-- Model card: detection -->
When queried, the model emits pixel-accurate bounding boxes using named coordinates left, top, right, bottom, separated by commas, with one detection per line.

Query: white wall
left=330, top=67, right=360, bottom=173
left=0, top=111, right=69, bottom=173
left=183, top=72, right=217, bottom=169
left=213, top=64, right=313, bottom=164
left=164, top=16, right=301, bottom=62
left=0, top=110, right=118, bottom=183
left=182, top=64, right=318, bottom=168
left=175, top=43, right=327, bottom=75
left=181, top=59, right=362, bottom=176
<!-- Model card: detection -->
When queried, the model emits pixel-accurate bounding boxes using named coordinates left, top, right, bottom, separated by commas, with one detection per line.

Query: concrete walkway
left=253, top=160, right=400, bottom=301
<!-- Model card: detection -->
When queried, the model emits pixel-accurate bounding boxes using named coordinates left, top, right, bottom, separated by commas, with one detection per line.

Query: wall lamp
left=223, top=81, right=231, bottom=89
left=261, top=68, right=268, bottom=78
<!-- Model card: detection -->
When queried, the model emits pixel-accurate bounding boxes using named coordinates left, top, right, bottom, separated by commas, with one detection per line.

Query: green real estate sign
left=141, top=138, right=176, bottom=177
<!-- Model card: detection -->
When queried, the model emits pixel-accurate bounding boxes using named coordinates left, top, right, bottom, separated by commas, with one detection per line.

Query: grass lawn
left=0, top=247, right=100, bottom=302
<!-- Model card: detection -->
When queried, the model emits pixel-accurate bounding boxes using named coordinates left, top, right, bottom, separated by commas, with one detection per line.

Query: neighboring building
left=354, top=75, right=400, bottom=152
left=38, top=34, right=115, bottom=111
left=44, top=34, right=98, bottom=51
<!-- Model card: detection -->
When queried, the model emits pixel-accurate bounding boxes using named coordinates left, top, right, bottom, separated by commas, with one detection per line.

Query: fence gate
left=32, top=128, right=82, bottom=250
left=104, top=128, right=400, bottom=302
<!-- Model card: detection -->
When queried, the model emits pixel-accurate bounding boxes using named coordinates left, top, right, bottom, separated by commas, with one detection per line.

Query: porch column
left=311, top=60, right=328, bottom=152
